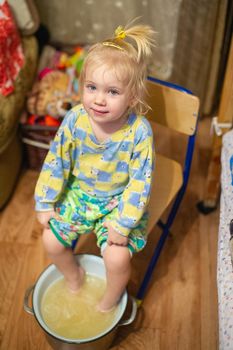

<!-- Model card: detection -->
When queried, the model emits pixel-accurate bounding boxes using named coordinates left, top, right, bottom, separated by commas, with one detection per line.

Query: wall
left=34, top=0, right=228, bottom=114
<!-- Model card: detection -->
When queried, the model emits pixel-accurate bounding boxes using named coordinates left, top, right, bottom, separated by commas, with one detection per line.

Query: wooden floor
left=0, top=117, right=219, bottom=350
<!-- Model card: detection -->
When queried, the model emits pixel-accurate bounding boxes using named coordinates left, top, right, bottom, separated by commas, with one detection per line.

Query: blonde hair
left=79, top=22, right=156, bottom=115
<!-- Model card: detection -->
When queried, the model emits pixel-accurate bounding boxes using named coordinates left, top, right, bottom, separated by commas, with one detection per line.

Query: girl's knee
left=103, top=245, right=131, bottom=272
left=42, top=228, right=65, bottom=255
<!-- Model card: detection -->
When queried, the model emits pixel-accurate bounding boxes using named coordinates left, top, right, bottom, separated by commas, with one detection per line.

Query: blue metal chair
left=136, top=76, right=199, bottom=304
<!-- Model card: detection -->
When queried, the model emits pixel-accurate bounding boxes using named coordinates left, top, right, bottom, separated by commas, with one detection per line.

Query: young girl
left=35, top=22, right=155, bottom=312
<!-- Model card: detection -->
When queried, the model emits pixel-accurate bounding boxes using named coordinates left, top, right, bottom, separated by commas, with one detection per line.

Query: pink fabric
left=38, top=67, right=54, bottom=80
left=0, top=0, right=25, bottom=96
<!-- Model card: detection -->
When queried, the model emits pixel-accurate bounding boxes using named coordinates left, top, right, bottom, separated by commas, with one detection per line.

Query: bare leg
left=98, top=245, right=131, bottom=312
left=42, top=228, right=85, bottom=292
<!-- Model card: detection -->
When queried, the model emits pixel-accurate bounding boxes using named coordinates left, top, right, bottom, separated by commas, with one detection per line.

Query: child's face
left=82, top=64, right=132, bottom=126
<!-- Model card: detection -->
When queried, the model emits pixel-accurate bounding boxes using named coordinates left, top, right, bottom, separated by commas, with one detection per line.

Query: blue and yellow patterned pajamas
left=34, top=104, right=155, bottom=253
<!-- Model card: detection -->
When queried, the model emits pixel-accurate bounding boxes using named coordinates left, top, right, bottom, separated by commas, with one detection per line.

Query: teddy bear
left=27, top=68, right=80, bottom=117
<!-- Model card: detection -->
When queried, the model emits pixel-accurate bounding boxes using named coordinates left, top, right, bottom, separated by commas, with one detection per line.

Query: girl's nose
left=95, top=92, right=106, bottom=105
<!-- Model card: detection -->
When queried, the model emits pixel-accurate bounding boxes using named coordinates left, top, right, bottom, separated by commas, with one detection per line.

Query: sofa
left=0, top=0, right=39, bottom=209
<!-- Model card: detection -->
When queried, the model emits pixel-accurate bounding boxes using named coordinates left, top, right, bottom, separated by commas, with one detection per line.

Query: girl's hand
left=104, top=222, right=129, bottom=247
left=36, top=210, right=57, bottom=229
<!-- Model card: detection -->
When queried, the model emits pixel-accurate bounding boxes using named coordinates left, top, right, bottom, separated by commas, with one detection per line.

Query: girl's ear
left=129, top=95, right=137, bottom=109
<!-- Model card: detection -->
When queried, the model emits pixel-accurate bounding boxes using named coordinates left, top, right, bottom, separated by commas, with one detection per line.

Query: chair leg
left=136, top=224, right=170, bottom=301
left=136, top=185, right=187, bottom=302
left=157, top=219, right=167, bottom=230
left=71, top=238, right=79, bottom=251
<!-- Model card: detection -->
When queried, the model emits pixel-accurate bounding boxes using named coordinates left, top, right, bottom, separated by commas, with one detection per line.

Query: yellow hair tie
left=115, top=26, right=126, bottom=40
left=102, top=41, right=125, bottom=51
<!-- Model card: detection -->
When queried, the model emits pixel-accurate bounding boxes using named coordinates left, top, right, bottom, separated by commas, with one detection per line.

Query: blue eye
left=86, top=84, right=96, bottom=91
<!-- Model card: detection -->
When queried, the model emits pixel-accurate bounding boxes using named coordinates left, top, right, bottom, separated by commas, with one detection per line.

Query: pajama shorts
left=49, top=182, right=148, bottom=255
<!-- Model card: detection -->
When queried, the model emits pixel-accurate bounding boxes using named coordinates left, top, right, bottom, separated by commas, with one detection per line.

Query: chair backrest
left=146, top=78, right=199, bottom=135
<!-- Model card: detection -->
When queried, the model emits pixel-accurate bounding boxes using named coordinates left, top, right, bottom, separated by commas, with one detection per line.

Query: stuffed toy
left=27, top=68, right=80, bottom=117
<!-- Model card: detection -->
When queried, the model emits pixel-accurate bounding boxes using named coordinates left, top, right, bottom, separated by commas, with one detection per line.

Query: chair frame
left=136, top=76, right=199, bottom=302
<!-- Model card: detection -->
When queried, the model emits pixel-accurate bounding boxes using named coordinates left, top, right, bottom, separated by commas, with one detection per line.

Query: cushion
left=0, top=36, right=38, bottom=153
left=8, top=0, right=39, bottom=35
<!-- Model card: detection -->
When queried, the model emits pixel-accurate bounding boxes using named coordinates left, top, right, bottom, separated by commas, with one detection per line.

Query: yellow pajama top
left=34, top=104, right=155, bottom=236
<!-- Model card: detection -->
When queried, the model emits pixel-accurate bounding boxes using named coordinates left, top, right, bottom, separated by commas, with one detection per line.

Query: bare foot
left=97, top=298, right=118, bottom=313
left=66, top=266, right=85, bottom=293
left=96, top=304, right=116, bottom=313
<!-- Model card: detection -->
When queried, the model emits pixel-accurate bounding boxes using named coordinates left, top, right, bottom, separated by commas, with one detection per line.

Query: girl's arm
left=110, top=121, right=155, bottom=237
left=104, top=222, right=129, bottom=246
left=34, top=110, right=76, bottom=211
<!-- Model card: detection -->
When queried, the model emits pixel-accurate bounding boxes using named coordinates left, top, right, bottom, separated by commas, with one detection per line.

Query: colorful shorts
left=49, top=182, right=148, bottom=254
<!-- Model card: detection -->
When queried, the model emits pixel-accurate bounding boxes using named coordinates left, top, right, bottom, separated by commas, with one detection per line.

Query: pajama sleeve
left=34, top=110, right=76, bottom=211
left=111, top=120, right=155, bottom=236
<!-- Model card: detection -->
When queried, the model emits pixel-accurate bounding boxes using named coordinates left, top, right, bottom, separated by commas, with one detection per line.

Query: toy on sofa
left=26, top=114, right=61, bottom=127
left=56, top=46, right=86, bottom=75
left=27, top=67, right=80, bottom=118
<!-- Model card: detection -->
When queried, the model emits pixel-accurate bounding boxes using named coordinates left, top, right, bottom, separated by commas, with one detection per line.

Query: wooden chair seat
left=147, top=153, right=183, bottom=233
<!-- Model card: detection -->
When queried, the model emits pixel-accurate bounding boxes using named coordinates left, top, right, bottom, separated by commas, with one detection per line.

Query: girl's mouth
left=91, top=108, right=108, bottom=116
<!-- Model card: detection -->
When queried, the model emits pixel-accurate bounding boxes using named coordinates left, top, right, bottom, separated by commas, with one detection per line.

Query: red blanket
left=0, top=0, right=24, bottom=96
